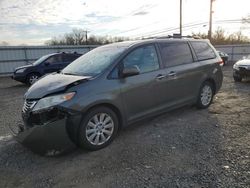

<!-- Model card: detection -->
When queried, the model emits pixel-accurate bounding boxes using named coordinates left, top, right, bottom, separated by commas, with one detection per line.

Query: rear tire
left=196, top=81, right=214, bottom=109
left=77, top=107, right=119, bottom=151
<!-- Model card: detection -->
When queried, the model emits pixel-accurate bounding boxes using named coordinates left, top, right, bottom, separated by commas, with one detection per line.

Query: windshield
left=62, top=46, right=126, bottom=76
left=33, top=54, right=51, bottom=66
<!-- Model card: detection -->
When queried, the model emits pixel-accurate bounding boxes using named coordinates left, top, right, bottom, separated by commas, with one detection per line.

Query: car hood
left=15, top=64, right=33, bottom=71
left=25, top=73, right=91, bottom=99
left=235, top=59, right=250, bottom=66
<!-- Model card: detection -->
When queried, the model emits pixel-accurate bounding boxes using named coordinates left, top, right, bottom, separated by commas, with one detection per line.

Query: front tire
left=26, top=73, right=40, bottom=85
left=196, top=81, right=214, bottom=109
left=233, top=75, right=242, bottom=82
left=77, top=107, right=119, bottom=151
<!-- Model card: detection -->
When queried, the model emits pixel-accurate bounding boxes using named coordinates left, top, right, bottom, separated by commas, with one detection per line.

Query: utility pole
left=85, top=30, right=88, bottom=45
left=180, top=0, right=182, bottom=36
left=208, top=0, right=214, bottom=40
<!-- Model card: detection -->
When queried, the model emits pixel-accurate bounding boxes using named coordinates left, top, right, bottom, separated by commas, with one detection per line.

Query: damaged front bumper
left=233, top=68, right=250, bottom=78
left=10, top=107, right=81, bottom=155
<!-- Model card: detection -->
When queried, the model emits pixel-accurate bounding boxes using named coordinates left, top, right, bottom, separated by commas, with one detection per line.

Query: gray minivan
left=13, top=38, right=223, bottom=153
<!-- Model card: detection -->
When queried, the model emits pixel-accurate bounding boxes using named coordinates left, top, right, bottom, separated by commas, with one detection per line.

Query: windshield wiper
left=62, top=72, right=79, bottom=76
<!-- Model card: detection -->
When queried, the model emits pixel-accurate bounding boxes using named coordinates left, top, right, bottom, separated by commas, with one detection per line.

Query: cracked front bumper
left=233, top=68, right=250, bottom=77
left=14, top=118, right=75, bottom=155
left=11, top=107, right=81, bottom=155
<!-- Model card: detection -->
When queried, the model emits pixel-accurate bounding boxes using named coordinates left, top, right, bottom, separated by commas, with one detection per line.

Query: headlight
left=233, top=64, right=239, bottom=70
left=15, top=68, right=26, bottom=73
left=32, top=92, right=75, bottom=112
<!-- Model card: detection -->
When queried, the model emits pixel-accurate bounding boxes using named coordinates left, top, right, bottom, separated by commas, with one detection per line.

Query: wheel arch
left=26, top=72, right=41, bottom=80
left=203, top=78, right=216, bottom=94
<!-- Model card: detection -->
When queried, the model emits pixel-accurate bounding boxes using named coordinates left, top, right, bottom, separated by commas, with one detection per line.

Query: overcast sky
left=0, top=0, right=249, bottom=45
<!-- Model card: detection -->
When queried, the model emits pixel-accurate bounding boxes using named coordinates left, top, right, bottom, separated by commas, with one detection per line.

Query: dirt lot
left=0, top=65, right=249, bottom=188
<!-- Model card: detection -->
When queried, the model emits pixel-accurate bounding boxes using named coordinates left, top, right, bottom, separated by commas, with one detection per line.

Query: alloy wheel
left=200, top=85, right=213, bottom=106
left=29, top=75, right=39, bottom=85
left=85, top=113, right=114, bottom=145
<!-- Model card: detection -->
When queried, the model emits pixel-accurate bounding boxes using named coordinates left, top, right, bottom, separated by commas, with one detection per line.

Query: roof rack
left=142, top=33, right=201, bottom=40
left=156, top=34, right=198, bottom=39
left=59, top=51, right=79, bottom=54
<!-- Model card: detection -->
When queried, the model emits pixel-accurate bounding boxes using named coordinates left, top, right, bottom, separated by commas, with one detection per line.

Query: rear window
left=159, top=42, right=193, bottom=67
left=190, top=41, right=216, bottom=61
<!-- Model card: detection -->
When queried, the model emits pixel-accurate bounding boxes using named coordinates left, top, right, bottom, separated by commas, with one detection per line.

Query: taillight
left=218, top=60, right=224, bottom=66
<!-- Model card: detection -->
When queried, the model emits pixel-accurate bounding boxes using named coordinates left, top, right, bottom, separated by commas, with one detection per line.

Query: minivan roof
left=104, top=38, right=210, bottom=49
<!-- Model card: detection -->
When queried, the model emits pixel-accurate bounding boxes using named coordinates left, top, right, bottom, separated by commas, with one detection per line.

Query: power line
left=88, top=4, right=157, bottom=36
left=111, top=21, right=162, bottom=36
left=131, top=19, right=244, bottom=39
left=132, top=22, right=208, bottom=38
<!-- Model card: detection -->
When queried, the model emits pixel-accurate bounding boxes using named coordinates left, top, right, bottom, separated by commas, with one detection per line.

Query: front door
left=119, top=44, right=164, bottom=122
left=43, top=54, right=63, bottom=74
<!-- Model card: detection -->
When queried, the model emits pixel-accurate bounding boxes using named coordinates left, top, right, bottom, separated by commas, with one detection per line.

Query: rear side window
left=190, top=41, right=216, bottom=61
left=159, top=42, right=193, bottom=67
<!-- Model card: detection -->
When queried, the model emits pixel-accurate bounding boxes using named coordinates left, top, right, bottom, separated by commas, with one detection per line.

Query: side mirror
left=122, top=65, right=140, bottom=78
left=44, top=62, right=50, bottom=66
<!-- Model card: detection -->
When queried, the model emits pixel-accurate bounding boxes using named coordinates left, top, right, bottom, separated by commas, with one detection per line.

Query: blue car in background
left=12, top=52, right=82, bottom=85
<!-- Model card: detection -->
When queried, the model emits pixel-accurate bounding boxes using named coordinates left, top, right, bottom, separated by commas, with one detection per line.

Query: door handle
left=155, top=74, right=166, bottom=80
left=167, top=71, right=176, bottom=77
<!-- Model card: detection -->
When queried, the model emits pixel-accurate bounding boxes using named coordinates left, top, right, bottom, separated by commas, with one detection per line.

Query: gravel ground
left=0, top=65, right=249, bottom=188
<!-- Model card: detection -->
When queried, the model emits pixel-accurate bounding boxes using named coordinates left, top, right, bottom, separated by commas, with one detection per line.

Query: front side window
left=32, top=54, right=51, bottom=66
left=45, top=55, right=62, bottom=64
left=159, top=42, right=193, bottom=67
left=123, top=45, right=159, bottom=74
left=190, top=41, right=216, bottom=61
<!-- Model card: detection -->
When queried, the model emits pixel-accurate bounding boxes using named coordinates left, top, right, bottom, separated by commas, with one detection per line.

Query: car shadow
left=0, top=105, right=228, bottom=187
left=4, top=83, right=28, bottom=89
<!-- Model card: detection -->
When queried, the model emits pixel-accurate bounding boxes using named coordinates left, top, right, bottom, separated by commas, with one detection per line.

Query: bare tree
left=242, top=14, right=250, bottom=24
left=46, top=29, right=130, bottom=46
left=0, top=41, right=9, bottom=46
left=72, top=29, right=86, bottom=45
left=191, top=27, right=250, bottom=45
left=191, top=32, right=208, bottom=39
left=212, top=27, right=226, bottom=44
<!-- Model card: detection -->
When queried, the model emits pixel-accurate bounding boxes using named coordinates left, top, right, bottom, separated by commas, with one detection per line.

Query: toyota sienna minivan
left=12, top=38, right=223, bottom=153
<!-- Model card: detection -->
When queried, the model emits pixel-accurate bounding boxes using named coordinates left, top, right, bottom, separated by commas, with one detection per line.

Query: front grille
left=239, top=67, right=247, bottom=71
left=22, top=100, right=37, bottom=113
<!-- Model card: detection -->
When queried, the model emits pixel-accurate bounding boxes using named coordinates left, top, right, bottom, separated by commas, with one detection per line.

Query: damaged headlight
left=32, top=92, right=75, bottom=112
left=15, top=68, right=26, bottom=73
